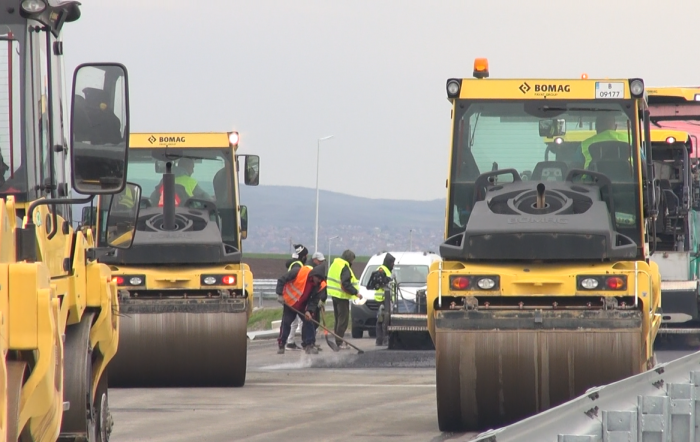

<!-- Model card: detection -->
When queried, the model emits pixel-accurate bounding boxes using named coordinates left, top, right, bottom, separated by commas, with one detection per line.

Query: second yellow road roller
left=88, top=132, right=259, bottom=387
left=428, top=59, right=662, bottom=431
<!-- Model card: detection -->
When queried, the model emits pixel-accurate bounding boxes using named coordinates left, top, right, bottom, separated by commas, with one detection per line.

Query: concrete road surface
left=107, top=335, right=697, bottom=442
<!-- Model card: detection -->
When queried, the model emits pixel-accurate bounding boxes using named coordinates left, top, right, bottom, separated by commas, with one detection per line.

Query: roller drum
left=435, top=310, right=644, bottom=432
left=110, top=310, right=248, bottom=387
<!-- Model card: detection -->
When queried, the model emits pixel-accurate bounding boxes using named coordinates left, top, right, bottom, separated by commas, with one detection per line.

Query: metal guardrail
left=466, top=351, right=700, bottom=442
left=253, top=279, right=277, bottom=308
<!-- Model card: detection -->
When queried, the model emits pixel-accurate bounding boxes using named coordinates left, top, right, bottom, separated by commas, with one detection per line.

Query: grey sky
left=63, top=0, right=700, bottom=201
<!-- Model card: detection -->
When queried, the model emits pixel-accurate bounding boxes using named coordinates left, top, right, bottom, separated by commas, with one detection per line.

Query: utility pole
left=409, top=229, right=414, bottom=251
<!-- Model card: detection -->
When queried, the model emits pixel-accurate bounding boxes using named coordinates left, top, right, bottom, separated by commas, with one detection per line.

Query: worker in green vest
left=326, top=249, right=362, bottom=349
left=174, top=158, right=212, bottom=200
left=368, top=253, right=395, bottom=346
left=581, top=114, right=632, bottom=168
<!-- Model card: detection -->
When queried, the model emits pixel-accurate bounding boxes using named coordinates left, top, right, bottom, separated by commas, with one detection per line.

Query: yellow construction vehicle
left=1, top=2, right=140, bottom=441
left=428, top=59, right=662, bottom=432
left=86, top=132, right=259, bottom=387
left=644, top=87, right=700, bottom=339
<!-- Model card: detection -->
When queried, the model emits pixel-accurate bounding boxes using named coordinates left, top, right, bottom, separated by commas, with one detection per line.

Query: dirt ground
left=244, top=257, right=367, bottom=279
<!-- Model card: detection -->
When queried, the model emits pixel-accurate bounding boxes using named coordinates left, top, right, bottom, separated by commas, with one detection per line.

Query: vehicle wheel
left=368, top=329, right=377, bottom=338
left=351, top=327, right=363, bottom=339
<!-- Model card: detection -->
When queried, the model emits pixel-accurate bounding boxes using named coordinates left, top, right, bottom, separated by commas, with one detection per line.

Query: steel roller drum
left=435, top=327, right=643, bottom=432
left=109, top=311, right=247, bottom=387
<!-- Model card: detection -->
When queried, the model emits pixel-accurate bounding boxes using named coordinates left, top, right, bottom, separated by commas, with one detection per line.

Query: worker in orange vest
left=276, top=263, right=326, bottom=354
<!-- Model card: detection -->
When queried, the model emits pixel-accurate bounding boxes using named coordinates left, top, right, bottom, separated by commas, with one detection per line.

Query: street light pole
left=328, top=235, right=339, bottom=264
left=315, top=135, right=334, bottom=253
left=409, top=229, right=414, bottom=251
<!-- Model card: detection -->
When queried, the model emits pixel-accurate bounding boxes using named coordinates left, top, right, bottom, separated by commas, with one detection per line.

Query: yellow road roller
left=428, top=59, right=662, bottom=432
left=90, top=132, right=259, bottom=387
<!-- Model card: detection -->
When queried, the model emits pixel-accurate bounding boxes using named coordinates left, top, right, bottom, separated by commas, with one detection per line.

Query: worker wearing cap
left=282, top=244, right=308, bottom=351
left=309, top=252, right=328, bottom=342
left=326, top=249, right=362, bottom=349
left=581, top=114, right=632, bottom=169
left=372, top=253, right=395, bottom=346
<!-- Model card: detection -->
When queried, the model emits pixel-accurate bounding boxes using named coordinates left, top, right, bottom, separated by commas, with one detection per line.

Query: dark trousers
left=278, top=305, right=315, bottom=348
left=332, top=297, right=350, bottom=345
left=376, top=296, right=391, bottom=345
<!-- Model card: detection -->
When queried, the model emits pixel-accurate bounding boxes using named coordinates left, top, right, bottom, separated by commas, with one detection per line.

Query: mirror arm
left=18, top=195, right=94, bottom=262
left=85, top=247, right=116, bottom=261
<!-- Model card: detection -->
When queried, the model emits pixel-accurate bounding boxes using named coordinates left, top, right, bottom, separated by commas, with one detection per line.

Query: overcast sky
left=62, top=0, right=700, bottom=201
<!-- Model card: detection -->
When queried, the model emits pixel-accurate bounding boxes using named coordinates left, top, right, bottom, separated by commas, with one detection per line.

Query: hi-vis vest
left=282, top=266, right=311, bottom=307
left=327, top=258, right=359, bottom=300
left=373, top=265, right=392, bottom=303
left=157, top=175, right=198, bottom=207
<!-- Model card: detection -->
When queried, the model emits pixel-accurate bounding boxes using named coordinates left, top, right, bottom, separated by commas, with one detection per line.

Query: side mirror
left=240, top=205, right=248, bottom=240
left=70, top=63, right=130, bottom=195
left=244, top=155, right=260, bottom=186
left=81, top=206, right=97, bottom=226
left=539, top=119, right=566, bottom=138
left=105, top=182, right=141, bottom=249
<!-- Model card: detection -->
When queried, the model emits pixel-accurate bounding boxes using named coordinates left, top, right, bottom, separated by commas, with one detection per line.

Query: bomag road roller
left=644, top=87, right=700, bottom=343
left=428, top=59, right=663, bottom=432
left=0, top=2, right=141, bottom=441
left=88, top=132, right=259, bottom=388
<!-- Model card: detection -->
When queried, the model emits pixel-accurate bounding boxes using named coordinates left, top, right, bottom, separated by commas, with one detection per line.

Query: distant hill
left=239, top=185, right=446, bottom=255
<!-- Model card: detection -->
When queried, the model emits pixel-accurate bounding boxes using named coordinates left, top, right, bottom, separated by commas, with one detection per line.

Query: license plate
left=595, top=82, right=625, bottom=99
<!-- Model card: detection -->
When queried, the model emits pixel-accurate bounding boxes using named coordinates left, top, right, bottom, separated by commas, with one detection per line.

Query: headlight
left=129, top=276, right=143, bottom=286
left=629, top=79, right=644, bottom=97
left=446, top=79, right=461, bottom=97
left=580, top=278, right=598, bottom=289
left=476, top=278, right=496, bottom=290
left=21, top=0, right=46, bottom=13
left=228, top=131, right=239, bottom=145
left=203, top=276, right=217, bottom=285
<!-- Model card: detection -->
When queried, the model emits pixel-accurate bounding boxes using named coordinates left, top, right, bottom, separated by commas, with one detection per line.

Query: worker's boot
left=304, top=345, right=319, bottom=355
left=277, top=344, right=285, bottom=355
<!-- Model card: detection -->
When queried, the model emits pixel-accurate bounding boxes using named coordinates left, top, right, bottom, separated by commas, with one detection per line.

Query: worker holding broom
left=276, top=263, right=327, bottom=355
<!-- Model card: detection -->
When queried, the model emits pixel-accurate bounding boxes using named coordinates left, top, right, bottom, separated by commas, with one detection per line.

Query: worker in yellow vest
left=367, top=253, right=395, bottom=346
left=327, top=249, right=362, bottom=349
left=173, top=158, right=212, bottom=200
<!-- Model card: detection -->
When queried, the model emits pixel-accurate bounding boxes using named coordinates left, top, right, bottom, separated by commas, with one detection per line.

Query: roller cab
left=429, top=61, right=662, bottom=432
left=93, top=132, right=260, bottom=387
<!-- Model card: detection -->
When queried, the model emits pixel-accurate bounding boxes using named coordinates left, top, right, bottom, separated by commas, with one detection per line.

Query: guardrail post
left=691, top=371, right=700, bottom=442
left=638, top=395, right=669, bottom=442
left=668, top=381, right=694, bottom=442
left=604, top=410, right=637, bottom=442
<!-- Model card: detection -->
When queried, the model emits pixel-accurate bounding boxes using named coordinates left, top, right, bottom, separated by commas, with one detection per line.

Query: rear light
left=577, top=275, right=626, bottom=291
left=606, top=276, right=626, bottom=290
left=449, top=275, right=500, bottom=291
left=200, top=275, right=237, bottom=286
left=450, top=276, right=469, bottom=290
left=112, top=275, right=145, bottom=287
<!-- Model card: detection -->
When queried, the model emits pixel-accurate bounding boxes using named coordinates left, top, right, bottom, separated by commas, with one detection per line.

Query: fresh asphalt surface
left=108, top=333, right=698, bottom=442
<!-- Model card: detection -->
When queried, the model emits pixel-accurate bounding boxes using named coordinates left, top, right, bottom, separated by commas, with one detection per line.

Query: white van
left=350, top=251, right=441, bottom=339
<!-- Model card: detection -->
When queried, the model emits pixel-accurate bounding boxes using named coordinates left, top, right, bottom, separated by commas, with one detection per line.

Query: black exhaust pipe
left=536, top=183, right=546, bottom=209
left=163, top=162, right=176, bottom=230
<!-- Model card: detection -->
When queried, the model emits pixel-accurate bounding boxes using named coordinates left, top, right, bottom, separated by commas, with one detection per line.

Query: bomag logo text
left=159, top=136, right=186, bottom=143
left=534, top=84, right=571, bottom=93
left=507, top=217, right=569, bottom=224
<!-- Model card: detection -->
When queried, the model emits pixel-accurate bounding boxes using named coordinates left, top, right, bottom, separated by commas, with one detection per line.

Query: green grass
left=247, top=306, right=338, bottom=331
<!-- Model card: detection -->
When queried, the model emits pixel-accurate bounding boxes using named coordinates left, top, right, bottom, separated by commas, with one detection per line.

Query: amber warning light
left=473, top=58, right=489, bottom=79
